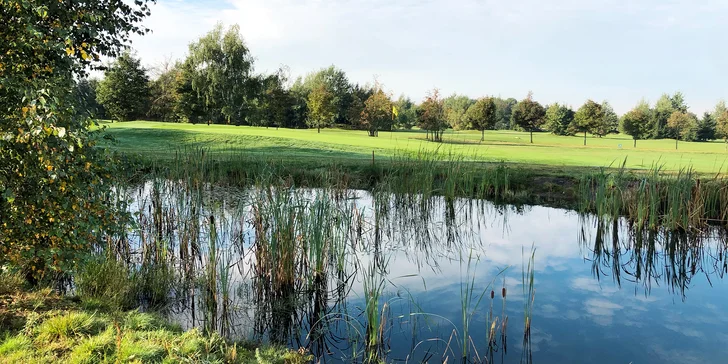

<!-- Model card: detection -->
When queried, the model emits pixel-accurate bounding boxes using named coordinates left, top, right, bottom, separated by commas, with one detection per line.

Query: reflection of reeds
left=103, top=147, right=547, bottom=362
left=583, top=215, right=717, bottom=299
left=458, top=250, right=507, bottom=363
left=521, top=246, right=536, bottom=364
left=362, top=259, right=389, bottom=363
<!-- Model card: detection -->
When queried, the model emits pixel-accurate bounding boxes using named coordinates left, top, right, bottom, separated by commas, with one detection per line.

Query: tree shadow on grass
left=100, top=126, right=374, bottom=160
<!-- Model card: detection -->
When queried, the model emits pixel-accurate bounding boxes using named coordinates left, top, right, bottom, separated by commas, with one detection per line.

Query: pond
left=120, top=181, right=728, bottom=363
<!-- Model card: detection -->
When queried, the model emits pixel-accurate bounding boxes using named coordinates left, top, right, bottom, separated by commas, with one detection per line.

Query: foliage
left=147, top=61, right=182, bottom=122
left=393, top=95, right=417, bottom=129
left=465, top=97, right=497, bottom=141
left=543, top=103, right=575, bottom=136
left=494, top=97, right=518, bottom=130
left=97, top=52, right=150, bottom=121
left=572, top=99, right=603, bottom=144
left=652, top=92, right=687, bottom=138
left=620, top=100, right=652, bottom=147
left=511, top=93, right=546, bottom=143
left=598, top=101, right=619, bottom=137
left=0, top=0, right=148, bottom=282
left=417, top=89, right=447, bottom=142
left=72, top=78, right=104, bottom=119
left=307, top=84, right=336, bottom=132
left=694, top=112, right=717, bottom=142
left=259, top=68, right=299, bottom=128
left=174, top=61, right=205, bottom=124
left=296, top=66, right=353, bottom=126
left=667, top=111, right=697, bottom=148
left=714, top=100, right=728, bottom=143
left=184, top=23, right=255, bottom=125
left=360, top=85, right=393, bottom=137
left=0, top=268, right=24, bottom=295
left=443, top=94, right=474, bottom=130
left=348, top=83, right=373, bottom=129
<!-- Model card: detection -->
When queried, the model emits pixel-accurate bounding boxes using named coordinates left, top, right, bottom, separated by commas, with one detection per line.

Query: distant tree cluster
left=80, top=23, right=728, bottom=144
left=618, top=93, right=726, bottom=149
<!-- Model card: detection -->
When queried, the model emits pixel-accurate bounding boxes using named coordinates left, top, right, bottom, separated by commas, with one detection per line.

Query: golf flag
left=392, top=105, right=399, bottom=118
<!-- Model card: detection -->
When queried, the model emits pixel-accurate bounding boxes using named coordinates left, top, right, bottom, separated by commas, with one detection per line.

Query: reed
left=518, top=246, right=535, bottom=364
left=579, top=160, right=728, bottom=232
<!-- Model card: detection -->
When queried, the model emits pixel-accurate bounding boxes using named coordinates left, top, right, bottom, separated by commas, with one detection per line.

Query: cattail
left=490, top=290, right=494, bottom=299
left=502, top=287, right=506, bottom=298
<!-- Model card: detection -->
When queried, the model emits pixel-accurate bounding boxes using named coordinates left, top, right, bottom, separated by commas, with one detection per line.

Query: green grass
left=100, top=121, right=728, bottom=174
left=0, top=289, right=312, bottom=363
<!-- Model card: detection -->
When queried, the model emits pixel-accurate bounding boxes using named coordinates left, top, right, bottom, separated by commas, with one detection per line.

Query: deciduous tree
left=148, top=60, right=181, bottom=122
left=393, top=95, right=417, bottom=130
left=543, top=103, right=575, bottom=136
left=186, top=23, right=255, bottom=125
left=360, top=85, right=393, bottom=137
left=465, top=97, right=497, bottom=141
left=511, top=93, right=546, bottom=143
left=417, top=89, right=447, bottom=142
left=0, top=0, right=151, bottom=282
left=494, top=97, right=517, bottom=130
left=573, top=100, right=603, bottom=145
left=620, top=100, right=652, bottom=147
left=443, top=94, right=474, bottom=130
left=714, top=101, right=728, bottom=146
left=667, top=111, right=697, bottom=150
left=97, top=52, right=150, bottom=121
left=298, top=66, right=353, bottom=126
left=307, top=84, right=335, bottom=133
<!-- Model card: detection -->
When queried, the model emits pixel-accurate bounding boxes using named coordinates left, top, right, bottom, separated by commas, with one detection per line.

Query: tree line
left=81, top=23, right=728, bottom=147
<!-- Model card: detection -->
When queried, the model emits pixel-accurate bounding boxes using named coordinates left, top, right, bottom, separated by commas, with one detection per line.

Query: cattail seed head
left=502, top=287, right=506, bottom=298
left=490, top=290, right=495, bottom=299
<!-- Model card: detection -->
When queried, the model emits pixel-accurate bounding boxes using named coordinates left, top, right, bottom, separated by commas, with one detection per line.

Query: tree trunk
left=481, top=129, right=484, bottom=142
left=318, top=126, right=320, bottom=133
left=530, top=131, right=533, bottom=144
left=675, top=138, right=678, bottom=150
left=583, top=131, right=587, bottom=146
left=633, top=138, right=637, bottom=148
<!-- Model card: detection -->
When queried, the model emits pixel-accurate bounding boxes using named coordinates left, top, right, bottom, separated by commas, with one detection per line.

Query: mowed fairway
left=102, top=121, right=728, bottom=174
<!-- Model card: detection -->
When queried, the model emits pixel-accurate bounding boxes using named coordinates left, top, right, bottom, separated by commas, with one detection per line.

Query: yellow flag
left=392, top=105, right=399, bottom=118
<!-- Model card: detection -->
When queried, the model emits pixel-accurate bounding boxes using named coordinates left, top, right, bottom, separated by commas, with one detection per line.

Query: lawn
left=100, top=121, right=728, bottom=174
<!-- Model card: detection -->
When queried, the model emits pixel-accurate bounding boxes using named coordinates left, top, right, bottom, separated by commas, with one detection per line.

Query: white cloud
left=570, top=276, right=619, bottom=295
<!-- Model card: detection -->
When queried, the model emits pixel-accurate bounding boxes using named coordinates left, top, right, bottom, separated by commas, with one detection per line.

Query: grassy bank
left=0, top=273, right=310, bottom=363
left=101, top=121, right=728, bottom=174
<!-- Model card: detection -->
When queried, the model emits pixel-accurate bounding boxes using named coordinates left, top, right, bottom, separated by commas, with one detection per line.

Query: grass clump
left=67, top=328, right=116, bottom=364
left=75, top=256, right=135, bottom=311
left=0, top=269, right=24, bottom=296
left=0, top=289, right=312, bottom=363
left=35, top=311, right=107, bottom=343
left=0, top=334, right=32, bottom=356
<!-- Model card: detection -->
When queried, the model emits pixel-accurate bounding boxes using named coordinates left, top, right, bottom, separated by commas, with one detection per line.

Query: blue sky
left=130, top=0, right=728, bottom=114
